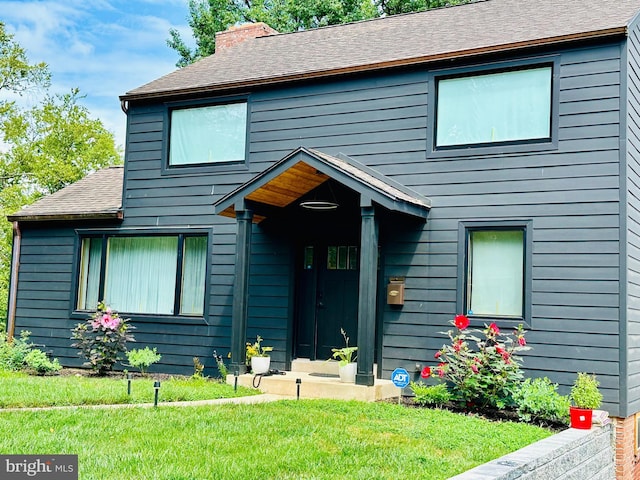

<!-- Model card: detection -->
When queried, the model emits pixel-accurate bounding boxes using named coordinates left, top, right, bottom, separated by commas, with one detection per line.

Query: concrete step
left=290, top=359, right=339, bottom=375
left=227, top=371, right=398, bottom=402
left=290, top=359, right=379, bottom=376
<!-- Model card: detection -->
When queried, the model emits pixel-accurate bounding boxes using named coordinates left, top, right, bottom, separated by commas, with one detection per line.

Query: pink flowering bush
left=420, top=315, right=530, bottom=409
left=71, top=302, right=135, bottom=375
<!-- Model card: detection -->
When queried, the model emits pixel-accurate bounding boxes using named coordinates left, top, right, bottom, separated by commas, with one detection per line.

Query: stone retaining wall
left=449, top=425, right=614, bottom=479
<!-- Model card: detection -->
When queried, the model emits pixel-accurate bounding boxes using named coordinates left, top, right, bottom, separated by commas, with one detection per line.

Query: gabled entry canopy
left=213, top=147, right=431, bottom=222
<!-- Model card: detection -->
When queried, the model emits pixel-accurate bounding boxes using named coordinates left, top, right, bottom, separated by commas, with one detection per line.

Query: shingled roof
left=122, top=0, right=640, bottom=101
left=8, top=166, right=124, bottom=222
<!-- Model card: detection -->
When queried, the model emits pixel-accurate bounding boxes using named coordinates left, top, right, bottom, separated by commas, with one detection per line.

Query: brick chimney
left=215, top=22, right=278, bottom=52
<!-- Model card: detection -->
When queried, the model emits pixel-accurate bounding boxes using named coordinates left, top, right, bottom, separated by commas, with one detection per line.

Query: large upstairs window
left=435, top=65, right=552, bottom=148
left=169, top=101, right=247, bottom=166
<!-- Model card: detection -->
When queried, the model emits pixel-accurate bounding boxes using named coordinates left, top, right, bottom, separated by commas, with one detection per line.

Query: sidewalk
left=0, top=393, right=294, bottom=412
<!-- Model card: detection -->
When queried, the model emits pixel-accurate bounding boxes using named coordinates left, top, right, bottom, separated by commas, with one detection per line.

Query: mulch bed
left=392, top=396, right=567, bottom=432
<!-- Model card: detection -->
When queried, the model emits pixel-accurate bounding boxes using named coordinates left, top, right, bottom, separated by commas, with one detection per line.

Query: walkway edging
left=0, top=393, right=293, bottom=412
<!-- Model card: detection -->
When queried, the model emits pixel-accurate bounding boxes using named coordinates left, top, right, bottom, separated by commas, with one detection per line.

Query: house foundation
left=613, top=416, right=640, bottom=479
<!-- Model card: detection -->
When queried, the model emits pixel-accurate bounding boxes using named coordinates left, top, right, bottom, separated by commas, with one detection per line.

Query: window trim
left=71, top=228, right=211, bottom=324
left=161, top=95, right=250, bottom=176
left=427, top=56, right=560, bottom=158
left=456, top=220, right=532, bottom=328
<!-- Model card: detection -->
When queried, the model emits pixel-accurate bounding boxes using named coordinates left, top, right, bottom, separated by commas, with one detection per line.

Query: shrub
left=410, top=382, right=452, bottom=406
left=570, top=372, right=603, bottom=409
left=213, top=350, right=228, bottom=379
left=0, top=331, right=33, bottom=372
left=513, top=377, right=570, bottom=424
left=126, top=347, right=161, bottom=375
left=423, top=315, right=530, bottom=409
left=71, top=302, right=135, bottom=375
left=0, top=331, right=61, bottom=375
left=23, top=349, right=62, bottom=375
left=192, top=357, right=205, bottom=379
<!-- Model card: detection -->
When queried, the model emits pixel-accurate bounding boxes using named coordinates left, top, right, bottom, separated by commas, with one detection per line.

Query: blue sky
left=1, top=0, right=194, bottom=147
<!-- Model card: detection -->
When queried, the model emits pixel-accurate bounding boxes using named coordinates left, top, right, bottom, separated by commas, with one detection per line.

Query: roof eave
left=8, top=211, right=124, bottom=223
left=120, top=27, right=628, bottom=102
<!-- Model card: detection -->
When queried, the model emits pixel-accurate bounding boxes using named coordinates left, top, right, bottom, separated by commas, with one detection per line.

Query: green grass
left=0, top=400, right=552, bottom=479
left=0, top=371, right=257, bottom=407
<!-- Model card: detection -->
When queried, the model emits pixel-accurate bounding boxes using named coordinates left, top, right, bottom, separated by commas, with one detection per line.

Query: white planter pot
left=251, top=356, right=271, bottom=374
left=338, top=362, right=357, bottom=383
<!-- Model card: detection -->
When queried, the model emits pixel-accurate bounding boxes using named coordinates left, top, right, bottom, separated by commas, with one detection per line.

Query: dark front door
left=295, top=244, right=359, bottom=360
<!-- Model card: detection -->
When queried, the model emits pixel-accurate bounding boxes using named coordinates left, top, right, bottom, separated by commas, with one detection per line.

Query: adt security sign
left=391, top=368, right=410, bottom=388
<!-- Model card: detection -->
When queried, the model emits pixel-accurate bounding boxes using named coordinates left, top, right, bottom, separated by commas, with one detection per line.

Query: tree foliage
left=168, top=0, right=471, bottom=67
left=377, top=0, right=469, bottom=15
left=0, top=22, right=121, bottom=326
left=1, top=89, right=120, bottom=194
left=0, top=22, right=50, bottom=100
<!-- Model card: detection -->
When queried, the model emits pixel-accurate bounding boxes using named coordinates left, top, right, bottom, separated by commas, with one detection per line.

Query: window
left=436, top=66, right=552, bottom=148
left=327, top=246, right=358, bottom=270
left=77, top=234, right=207, bottom=316
left=303, top=246, right=314, bottom=270
left=169, top=102, right=247, bottom=166
left=458, top=222, right=531, bottom=321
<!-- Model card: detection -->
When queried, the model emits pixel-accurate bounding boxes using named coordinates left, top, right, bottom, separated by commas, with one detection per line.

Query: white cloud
left=1, top=0, right=192, bottom=146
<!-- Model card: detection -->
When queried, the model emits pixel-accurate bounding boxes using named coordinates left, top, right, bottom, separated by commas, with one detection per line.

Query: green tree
left=1, top=89, right=120, bottom=194
left=377, top=0, right=469, bottom=15
left=0, top=21, right=50, bottom=102
left=0, top=23, right=121, bottom=327
left=168, top=0, right=242, bottom=67
left=169, top=0, right=469, bottom=67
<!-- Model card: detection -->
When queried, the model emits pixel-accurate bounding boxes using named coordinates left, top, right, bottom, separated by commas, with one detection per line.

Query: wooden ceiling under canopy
left=217, top=161, right=329, bottom=222
left=244, top=161, right=329, bottom=208
left=214, top=147, right=431, bottom=223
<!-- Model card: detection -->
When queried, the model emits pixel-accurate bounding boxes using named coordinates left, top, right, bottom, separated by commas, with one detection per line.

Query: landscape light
left=153, top=381, right=161, bottom=407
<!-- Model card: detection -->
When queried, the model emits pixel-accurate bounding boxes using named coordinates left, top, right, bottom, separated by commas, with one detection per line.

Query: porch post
left=230, top=207, right=253, bottom=375
left=356, top=201, right=378, bottom=386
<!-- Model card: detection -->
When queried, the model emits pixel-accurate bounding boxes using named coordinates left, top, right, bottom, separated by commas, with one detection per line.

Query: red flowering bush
left=421, top=315, right=530, bottom=409
left=71, top=302, right=135, bottom=375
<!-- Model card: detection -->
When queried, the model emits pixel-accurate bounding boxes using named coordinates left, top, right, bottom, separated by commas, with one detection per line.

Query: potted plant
left=569, top=372, right=603, bottom=429
left=331, top=328, right=358, bottom=383
left=246, top=335, right=273, bottom=374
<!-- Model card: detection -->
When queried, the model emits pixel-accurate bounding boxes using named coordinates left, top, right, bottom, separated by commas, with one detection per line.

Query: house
left=6, top=0, right=640, bottom=476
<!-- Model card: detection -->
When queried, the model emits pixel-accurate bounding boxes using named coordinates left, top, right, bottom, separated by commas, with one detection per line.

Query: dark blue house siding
left=114, top=69, right=432, bottom=372
left=382, top=44, right=623, bottom=411
left=625, top=16, right=640, bottom=416
left=245, top=44, right=622, bottom=409
left=420, top=45, right=620, bottom=408
left=13, top=225, right=222, bottom=374
left=11, top=39, right=629, bottom=411
left=14, top=226, right=83, bottom=366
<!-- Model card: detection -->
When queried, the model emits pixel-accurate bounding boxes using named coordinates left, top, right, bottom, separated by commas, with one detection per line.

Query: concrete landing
left=227, top=360, right=398, bottom=402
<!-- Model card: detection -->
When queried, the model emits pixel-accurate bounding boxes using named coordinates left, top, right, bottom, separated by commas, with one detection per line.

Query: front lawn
left=0, top=399, right=552, bottom=479
left=0, top=371, right=257, bottom=408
